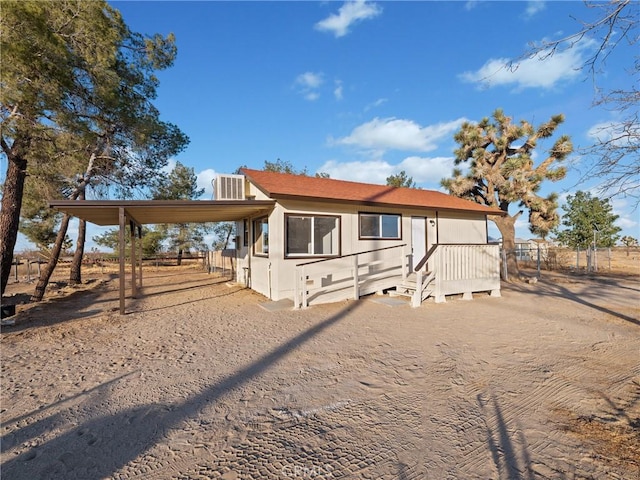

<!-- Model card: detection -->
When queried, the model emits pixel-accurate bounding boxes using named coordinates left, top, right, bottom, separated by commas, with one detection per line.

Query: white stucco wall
left=234, top=194, right=489, bottom=301
left=436, top=212, right=487, bottom=244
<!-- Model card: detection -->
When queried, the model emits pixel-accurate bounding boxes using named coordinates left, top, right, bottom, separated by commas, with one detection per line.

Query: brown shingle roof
left=241, top=168, right=504, bottom=215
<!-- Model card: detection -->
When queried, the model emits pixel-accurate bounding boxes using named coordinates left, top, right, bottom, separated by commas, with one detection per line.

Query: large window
left=359, top=213, right=401, bottom=239
left=286, top=214, right=340, bottom=257
left=253, top=217, right=269, bottom=255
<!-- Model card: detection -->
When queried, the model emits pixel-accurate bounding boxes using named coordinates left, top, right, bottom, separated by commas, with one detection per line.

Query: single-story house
left=51, top=168, right=505, bottom=313
left=513, top=238, right=554, bottom=261
left=228, top=169, right=503, bottom=308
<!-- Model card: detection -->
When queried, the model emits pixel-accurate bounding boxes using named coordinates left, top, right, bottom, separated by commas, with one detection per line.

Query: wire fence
left=7, top=246, right=637, bottom=286
left=500, top=245, right=639, bottom=281
left=6, top=251, right=216, bottom=284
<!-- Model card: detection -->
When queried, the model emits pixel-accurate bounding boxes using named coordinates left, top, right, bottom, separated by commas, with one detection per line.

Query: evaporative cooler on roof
left=214, top=174, right=245, bottom=200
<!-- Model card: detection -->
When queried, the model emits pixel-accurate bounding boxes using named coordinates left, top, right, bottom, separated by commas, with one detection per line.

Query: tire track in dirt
left=112, top=344, right=430, bottom=479
left=110, top=391, right=425, bottom=479
left=450, top=333, right=640, bottom=479
left=422, top=326, right=640, bottom=480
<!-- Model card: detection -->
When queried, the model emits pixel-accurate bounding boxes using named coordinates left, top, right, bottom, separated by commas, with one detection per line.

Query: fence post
left=537, top=244, right=541, bottom=277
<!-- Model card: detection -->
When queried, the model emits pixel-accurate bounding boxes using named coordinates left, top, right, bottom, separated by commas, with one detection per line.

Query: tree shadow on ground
left=506, top=275, right=639, bottom=326
left=132, top=276, right=229, bottom=299
left=1, top=372, right=137, bottom=448
left=1, top=294, right=105, bottom=334
left=478, top=392, right=535, bottom=480
left=1, top=301, right=362, bottom=480
left=128, top=285, right=247, bottom=314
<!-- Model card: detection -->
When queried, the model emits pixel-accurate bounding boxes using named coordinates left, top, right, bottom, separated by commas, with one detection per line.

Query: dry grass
left=562, top=414, right=640, bottom=474
left=518, top=246, right=640, bottom=277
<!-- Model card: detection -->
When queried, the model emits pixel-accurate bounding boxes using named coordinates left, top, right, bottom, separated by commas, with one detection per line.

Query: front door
left=411, top=217, right=427, bottom=271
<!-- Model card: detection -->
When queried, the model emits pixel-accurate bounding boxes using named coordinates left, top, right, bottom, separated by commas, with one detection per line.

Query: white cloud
left=317, top=155, right=455, bottom=187
left=587, top=121, right=638, bottom=147
left=459, top=38, right=595, bottom=90
left=161, top=158, right=177, bottom=174
left=334, top=80, right=344, bottom=100
left=319, top=159, right=393, bottom=184
left=515, top=216, right=530, bottom=233
left=197, top=168, right=217, bottom=199
left=294, top=71, right=324, bottom=101
left=523, top=1, right=546, bottom=19
left=610, top=196, right=637, bottom=231
left=315, top=0, right=382, bottom=38
left=397, top=156, right=455, bottom=184
left=364, top=97, right=388, bottom=111
left=305, top=91, right=320, bottom=101
left=616, top=215, right=638, bottom=230
left=296, top=71, right=323, bottom=89
left=464, top=1, right=479, bottom=11
left=333, top=117, right=467, bottom=153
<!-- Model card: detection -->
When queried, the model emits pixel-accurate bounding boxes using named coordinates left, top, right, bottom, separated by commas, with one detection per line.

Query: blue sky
left=11, top=1, right=640, bottom=250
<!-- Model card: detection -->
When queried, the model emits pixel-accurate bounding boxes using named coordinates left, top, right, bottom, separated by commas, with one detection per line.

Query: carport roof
left=49, top=199, right=276, bottom=226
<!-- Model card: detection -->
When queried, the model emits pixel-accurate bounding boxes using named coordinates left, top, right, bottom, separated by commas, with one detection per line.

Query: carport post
left=138, top=226, right=143, bottom=289
left=130, top=220, right=137, bottom=298
left=119, top=207, right=126, bottom=314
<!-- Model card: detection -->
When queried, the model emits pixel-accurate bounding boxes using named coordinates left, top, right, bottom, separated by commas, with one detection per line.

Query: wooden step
left=389, top=286, right=415, bottom=298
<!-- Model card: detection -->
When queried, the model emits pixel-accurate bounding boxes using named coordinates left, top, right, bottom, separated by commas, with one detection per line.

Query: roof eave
left=269, top=193, right=504, bottom=216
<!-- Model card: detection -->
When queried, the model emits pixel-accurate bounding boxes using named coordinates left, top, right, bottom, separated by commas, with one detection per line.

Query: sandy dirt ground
left=1, top=265, right=639, bottom=479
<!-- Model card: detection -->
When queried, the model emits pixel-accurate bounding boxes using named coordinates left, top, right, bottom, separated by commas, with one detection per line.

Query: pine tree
left=554, top=191, right=621, bottom=249
left=1, top=0, right=188, bottom=298
left=386, top=171, right=417, bottom=188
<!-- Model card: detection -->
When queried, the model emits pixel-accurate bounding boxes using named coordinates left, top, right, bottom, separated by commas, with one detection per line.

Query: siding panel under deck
left=432, top=245, right=501, bottom=302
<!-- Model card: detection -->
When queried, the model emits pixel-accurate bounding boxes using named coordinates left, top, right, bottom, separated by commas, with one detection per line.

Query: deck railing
left=293, top=244, right=409, bottom=309
left=293, top=243, right=501, bottom=309
left=429, top=244, right=501, bottom=303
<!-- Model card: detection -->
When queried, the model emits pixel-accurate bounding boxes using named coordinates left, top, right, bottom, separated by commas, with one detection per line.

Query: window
left=253, top=217, right=269, bottom=255
left=359, top=213, right=401, bottom=239
left=243, top=219, right=249, bottom=247
left=286, top=214, right=340, bottom=257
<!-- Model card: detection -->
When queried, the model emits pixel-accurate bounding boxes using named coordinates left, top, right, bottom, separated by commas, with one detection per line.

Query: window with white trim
left=359, top=213, right=401, bottom=239
left=286, top=214, right=340, bottom=257
left=253, top=217, right=269, bottom=255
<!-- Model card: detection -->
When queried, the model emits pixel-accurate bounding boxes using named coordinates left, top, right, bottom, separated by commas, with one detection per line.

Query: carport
left=49, top=200, right=275, bottom=314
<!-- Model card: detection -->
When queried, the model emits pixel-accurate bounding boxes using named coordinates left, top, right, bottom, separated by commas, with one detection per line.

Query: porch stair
left=390, top=272, right=417, bottom=297
left=390, top=271, right=435, bottom=302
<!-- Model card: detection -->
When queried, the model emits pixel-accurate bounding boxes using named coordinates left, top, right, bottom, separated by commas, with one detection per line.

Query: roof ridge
left=240, top=168, right=504, bottom=215
left=241, top=167, right=443, bottom=193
